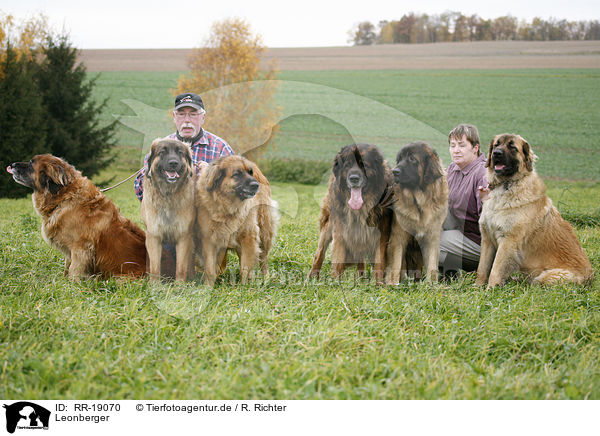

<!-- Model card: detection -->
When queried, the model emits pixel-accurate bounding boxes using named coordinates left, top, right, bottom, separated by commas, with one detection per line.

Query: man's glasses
left=175, top=111, right=203, bottom=120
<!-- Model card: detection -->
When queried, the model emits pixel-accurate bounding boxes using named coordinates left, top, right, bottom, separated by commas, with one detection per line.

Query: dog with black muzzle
left=308, top=143, right=393, bottom=281
left=386, top=141, right=448, bottom=284
left=477, top=133, right=594, bottom=287
left=7, top=154, right=148, bottom=279
left=195, top=155, right=279, bottom=286
left=141, top=138, right=196, bottom=281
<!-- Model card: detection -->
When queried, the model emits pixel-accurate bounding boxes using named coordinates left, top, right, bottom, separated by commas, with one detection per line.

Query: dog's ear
left=485, top=138, right=495, bottom=168
left=423, top=149, right=443, bottom=185
left=521, top=139, right=535, bottom=172
left=206, top=165, right=226, bottom=193
left=147, top=138, right=162, bottom=178
left=395, top=149, right=403, bottom=165
left=39, top=166, right=68, bottom=195
left=183, top=147, right=193, bottom=173
left=332, top=152, right=343, bottom=177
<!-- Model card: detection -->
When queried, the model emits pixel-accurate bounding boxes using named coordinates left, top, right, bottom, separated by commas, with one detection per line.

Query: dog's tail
left=257, top=199, right=280, bottom=275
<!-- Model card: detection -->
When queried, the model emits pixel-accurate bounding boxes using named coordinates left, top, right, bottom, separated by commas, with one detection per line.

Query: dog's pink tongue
left=348, top=188, right=363, bottom=210
left=6, top=166, right=13, bottom=174
left=495, top=164, right=506, bottom=171
left=165, top=171, right=179, bottom=178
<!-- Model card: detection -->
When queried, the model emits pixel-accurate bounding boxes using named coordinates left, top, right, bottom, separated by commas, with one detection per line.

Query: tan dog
left=308, top=143, right=393, bottom=281
left=476, top=134, right=593, bottom=287
left=7, top=154, right=147, bottom=279
left=141, top=138, right=196, bottom=281
left=195, top=155, right=278, bottom=286
left=386, top=142, right=449, bottom=283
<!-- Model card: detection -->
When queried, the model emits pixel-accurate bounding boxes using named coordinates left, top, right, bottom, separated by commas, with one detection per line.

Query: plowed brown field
left=78, top=40, right=600, bottom=71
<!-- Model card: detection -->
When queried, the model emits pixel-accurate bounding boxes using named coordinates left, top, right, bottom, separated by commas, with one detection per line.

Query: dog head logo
left=3, top=402, right=50, bottom=434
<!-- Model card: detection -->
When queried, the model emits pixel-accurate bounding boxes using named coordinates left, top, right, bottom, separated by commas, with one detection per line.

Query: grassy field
left=95, top=69, right=600, bottom=181
left=1, top=68, right=599, bottom=399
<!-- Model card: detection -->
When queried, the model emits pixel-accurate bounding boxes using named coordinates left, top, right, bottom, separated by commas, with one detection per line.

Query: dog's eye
left=233, top=170, right=242, bottom=178
left=408, top=155, right=417, bottom=163
left=248, top=168, right=253, bottom=176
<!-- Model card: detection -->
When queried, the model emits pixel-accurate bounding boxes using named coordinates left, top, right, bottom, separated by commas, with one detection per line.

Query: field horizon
left=78, top=40, right=600, bottom=72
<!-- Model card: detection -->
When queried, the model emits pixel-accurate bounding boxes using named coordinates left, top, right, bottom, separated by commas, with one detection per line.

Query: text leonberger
left=7, top=154, right=147, bottom=279
left=141, top=138, right=196, bottom=281
left=386, top=142, right=449, bottom=283
left=476, top=134, right=594, bottom=287
left=195, top=155, right=279, bottom=286
left=308, top=143, right=393, bottom=281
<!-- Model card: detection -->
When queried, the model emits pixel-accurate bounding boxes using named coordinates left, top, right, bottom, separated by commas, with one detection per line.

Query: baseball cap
left=174, top=93, right=204, bottom=111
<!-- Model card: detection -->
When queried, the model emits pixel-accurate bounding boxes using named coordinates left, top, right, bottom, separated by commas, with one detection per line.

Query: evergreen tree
left=0, top=44, right=47, bottom=198
left=34, top=34, right=116, bottom=177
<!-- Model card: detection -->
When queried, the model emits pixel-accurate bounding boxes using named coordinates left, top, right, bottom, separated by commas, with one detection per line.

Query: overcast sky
left=3, top=0, right=600, bottom=48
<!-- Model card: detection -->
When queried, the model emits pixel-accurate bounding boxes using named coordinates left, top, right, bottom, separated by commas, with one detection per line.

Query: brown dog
left=195, top=155, right=278, bottom=286
left=308, top=143, right=393, bottom=281
left=141, top=138, right=196, bottom=281
left=386, top=142, right=449, bottom=284
left=7, top=154, right=147, bottom=279
left=476, top=134, right=594, bottom=287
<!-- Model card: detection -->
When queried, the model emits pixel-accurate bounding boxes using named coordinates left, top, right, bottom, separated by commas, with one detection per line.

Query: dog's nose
left=493, top=148, right=504, bottom=158
left=248, top=181, right=259, bottom=193
left=392, top=168, right=401, bottom=177
left=167, top=159, right=179, bottom=169
left=348, top=174, right=361, bottom=185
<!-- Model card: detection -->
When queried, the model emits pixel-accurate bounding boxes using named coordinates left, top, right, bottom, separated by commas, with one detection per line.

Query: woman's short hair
left=448, top=124, right=481, bottom=156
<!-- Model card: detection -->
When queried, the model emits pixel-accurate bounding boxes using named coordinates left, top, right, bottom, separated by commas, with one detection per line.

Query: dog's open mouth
left=239, top=188, right=258, bottom=200
left=348, top=187, right=363, bottom=210
left=163, top=170, right=180, bottom=183
left=493, top=161, right=514, bottom=175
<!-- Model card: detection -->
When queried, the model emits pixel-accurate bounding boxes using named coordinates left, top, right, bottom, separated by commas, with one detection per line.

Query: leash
left=100, top=168, right=142, bottom=192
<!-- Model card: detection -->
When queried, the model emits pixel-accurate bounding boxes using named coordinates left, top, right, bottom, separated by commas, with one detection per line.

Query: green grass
left=1, top=68, right=599, bottom=399
left=0, top=176, right=599, bottom=399
left=95, top=69, right=600, bottom=181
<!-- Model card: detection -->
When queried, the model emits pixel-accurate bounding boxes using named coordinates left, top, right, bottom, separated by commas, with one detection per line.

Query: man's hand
left=194, top=161, right=209, bottom=175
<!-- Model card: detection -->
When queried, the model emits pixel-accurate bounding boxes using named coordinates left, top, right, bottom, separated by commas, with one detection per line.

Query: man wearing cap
left=134, top=92, right=235, bottom=200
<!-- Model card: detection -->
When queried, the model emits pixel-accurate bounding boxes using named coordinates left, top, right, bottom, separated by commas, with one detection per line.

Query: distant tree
left=453, top=13, right=470, bottom=42
left=395, top=14, right=417, bottom=44
left=0, top=11, right=48, bottom=76
left=466, top=15, right=481, bottom=41
left=176, top=18, right=280, bottom=160
left=585, top=20, right=600, bottom=40
left=378, top=20, right=394, bottom=44
left=349, top=21, right=377, bottom=45
left=0, top=45, right=47, bottom=198
left=492, top=15, right=518, bottom=40
left=348, top=11, right=600, bottom=44
left=412, top=14, right=431, bottom=43
left=34, top=34, right=116, bottom=176
left=438, top=12, right=454, bottom=42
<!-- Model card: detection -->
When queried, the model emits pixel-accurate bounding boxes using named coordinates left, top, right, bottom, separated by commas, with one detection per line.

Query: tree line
left=349, top=12, right=600, bottom=45
left=1, top=11, right=117, bottom=198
